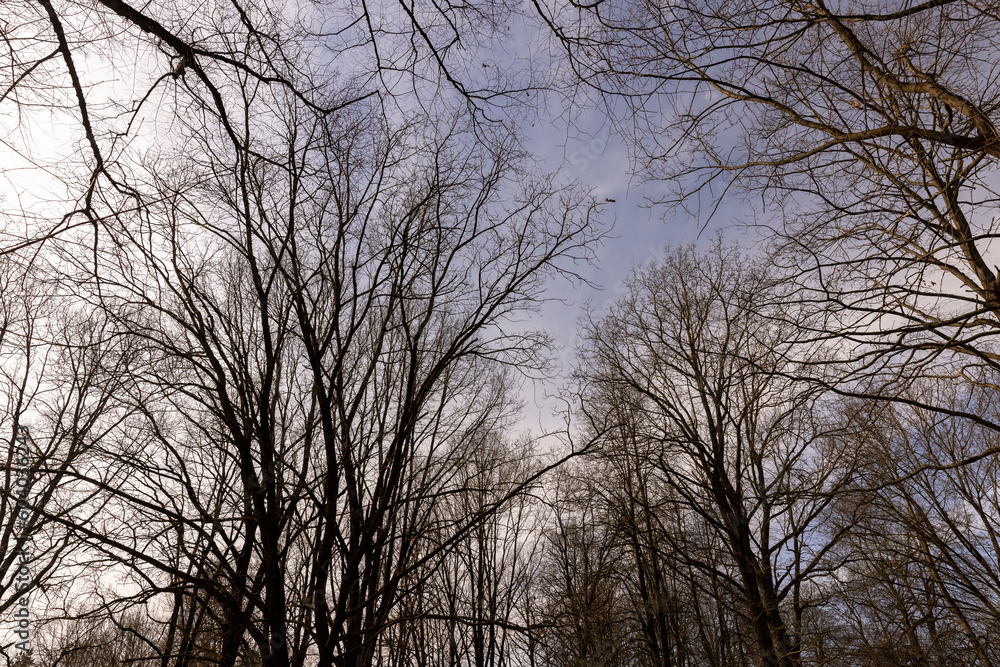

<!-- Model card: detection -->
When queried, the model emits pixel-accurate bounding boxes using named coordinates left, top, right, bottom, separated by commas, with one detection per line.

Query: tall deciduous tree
left=573, top=244, right=855, bottom=667
left=44, top=72, right=600, bottom=666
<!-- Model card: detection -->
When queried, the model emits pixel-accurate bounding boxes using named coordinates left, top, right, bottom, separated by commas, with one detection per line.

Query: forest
left=2, top=0, right=1000, bottom=665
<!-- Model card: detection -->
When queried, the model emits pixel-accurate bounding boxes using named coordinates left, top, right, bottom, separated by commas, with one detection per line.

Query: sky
left=0, top=0, right=776, bottom=461
left=517, top=99, right=758, bottom=432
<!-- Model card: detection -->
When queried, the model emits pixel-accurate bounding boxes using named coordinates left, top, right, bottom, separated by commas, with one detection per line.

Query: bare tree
left=1, top=0, right=590, bottom=663
left=0, top=253, right=141, bottom=665
left=0, top=0, right=538, bottom=257
left=33, top=611, right=161, bottom=667
left=572, top=244, right=856, bottom=667
left=536, top=0, right=1000, bottom=435
left=829, top=384, right=1000, bottom=667
left=582, top=427, right=755, bottom=667
left=29, top=63, right=601, bottom=667
left=382, top=430, right=545, bottom=667
left=533, top=469, right=637, bottom=667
